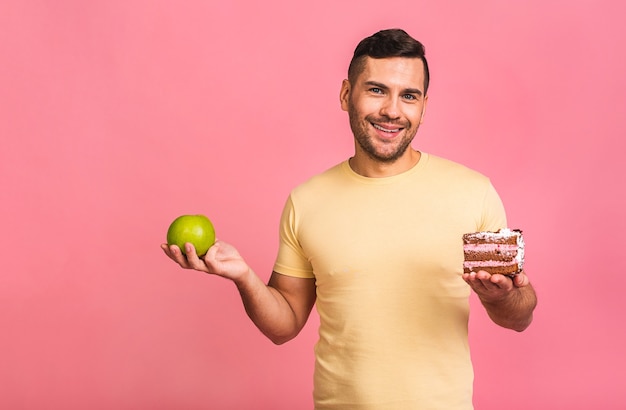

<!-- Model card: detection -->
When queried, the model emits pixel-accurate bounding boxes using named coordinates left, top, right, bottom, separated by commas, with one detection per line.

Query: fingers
left=182, top=243, right=209, bottom=272
left=464, top=270, right=497, bottom=287
left=202, top=241, right=221, bottom=272
left=463, top=270, right=513, bottom=294
left=161, top=243, right=186, bottom=264
left=463, top=271, right=488, bottom=291
left=488, top=272, right=513, bottom=289
left=513, top=271, right=530, bottom=288
left=161, top=242, right=208, bottom=273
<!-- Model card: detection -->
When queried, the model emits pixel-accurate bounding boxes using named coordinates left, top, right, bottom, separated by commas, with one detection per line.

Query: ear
left=419, top=95, right=429, bottom=124
left=339, top=79, right=350, bottom=112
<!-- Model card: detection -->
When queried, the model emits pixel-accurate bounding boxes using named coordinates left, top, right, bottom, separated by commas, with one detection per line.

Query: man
left=162, top=28, right=537, bottom=409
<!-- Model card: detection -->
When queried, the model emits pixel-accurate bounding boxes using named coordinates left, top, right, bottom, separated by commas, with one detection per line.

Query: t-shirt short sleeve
left=272, top=195, right=315, bottom=279
left=479, top=180, right=508, bottom=232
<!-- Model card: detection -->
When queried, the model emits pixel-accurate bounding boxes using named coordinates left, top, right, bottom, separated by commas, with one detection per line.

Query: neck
left=349, top=149, right=421, bottom=178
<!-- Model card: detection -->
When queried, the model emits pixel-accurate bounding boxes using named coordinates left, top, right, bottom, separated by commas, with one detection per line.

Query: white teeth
left=373, top=123, right=400, bottom=132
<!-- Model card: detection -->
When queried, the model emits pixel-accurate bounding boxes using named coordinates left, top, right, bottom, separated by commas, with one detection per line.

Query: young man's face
left=340, top=57, right=428, bottom=163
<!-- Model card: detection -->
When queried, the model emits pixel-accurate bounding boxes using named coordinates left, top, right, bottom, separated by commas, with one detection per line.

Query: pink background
left=2, top=1, right=625, bottom=409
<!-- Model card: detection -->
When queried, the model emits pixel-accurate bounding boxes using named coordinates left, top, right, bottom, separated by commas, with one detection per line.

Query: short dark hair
left=348, top=29, right=430, bottom=94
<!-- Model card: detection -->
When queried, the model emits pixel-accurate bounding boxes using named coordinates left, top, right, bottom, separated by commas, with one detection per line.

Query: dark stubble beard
left=348, top=108, right=418, bottom=164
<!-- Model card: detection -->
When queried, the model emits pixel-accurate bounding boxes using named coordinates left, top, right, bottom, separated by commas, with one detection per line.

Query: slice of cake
left=462, top=229, right=525, bottom=275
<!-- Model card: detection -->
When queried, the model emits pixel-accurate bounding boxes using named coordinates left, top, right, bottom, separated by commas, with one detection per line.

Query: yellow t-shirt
left=273, top=153, right=507, bottom=410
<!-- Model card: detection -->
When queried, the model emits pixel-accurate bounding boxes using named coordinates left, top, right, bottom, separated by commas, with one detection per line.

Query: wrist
left=233, top=267, right=257, bottom=290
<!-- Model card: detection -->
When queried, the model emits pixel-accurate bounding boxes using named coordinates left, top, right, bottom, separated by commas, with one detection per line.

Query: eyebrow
left=364, top=81, right=424, bottom=97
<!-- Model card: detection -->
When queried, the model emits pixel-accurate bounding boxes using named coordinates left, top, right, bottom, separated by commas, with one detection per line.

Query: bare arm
left=462, top=270, right=537, bottom=332
left=161, top=240, right=316, bottom=344
left=237, top=270, right=316, bottom=344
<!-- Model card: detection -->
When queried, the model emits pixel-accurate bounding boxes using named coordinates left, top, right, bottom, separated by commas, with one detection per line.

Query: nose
left=379, top=96, right=401, bottom=120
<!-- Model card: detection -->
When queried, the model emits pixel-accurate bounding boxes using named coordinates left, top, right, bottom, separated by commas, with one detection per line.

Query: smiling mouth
left=372, top=123, right=403, bottom=133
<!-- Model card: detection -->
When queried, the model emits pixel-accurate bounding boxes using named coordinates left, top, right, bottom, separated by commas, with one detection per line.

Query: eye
left=370, top=87, right=383, bottom=94
left=403, top=94, right=417, bottom=101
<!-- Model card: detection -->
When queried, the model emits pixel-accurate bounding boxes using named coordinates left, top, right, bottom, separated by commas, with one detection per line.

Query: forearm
left=234, top=270, right=305, bottom=345
left=481, top=283, right=537, bottom=332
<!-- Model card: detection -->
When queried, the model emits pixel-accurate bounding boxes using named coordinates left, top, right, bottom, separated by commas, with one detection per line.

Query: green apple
left=166, top=214, right=215, bottom=256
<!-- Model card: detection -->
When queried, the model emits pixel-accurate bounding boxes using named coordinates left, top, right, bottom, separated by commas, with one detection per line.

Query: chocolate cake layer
left=463, top=245, right=519, bottom=261
left=463, top=264, right=520, bottom=275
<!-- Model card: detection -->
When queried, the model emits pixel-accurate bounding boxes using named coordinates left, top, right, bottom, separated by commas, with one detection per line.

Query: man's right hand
left=161, top=240, right=251, bottom=283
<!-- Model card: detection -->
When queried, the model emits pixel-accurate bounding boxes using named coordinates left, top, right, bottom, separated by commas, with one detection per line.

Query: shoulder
left=290, top=161, right=349, bottom=196
left=424, top=153, right=490, bottom=180
left=425, top=154, right=490, bottom=185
